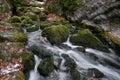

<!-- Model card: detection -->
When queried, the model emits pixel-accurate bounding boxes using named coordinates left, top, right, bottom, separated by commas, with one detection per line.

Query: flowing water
left=27, top=30, right=120, bottom=80
left=29, top=55, right=41, bottom=80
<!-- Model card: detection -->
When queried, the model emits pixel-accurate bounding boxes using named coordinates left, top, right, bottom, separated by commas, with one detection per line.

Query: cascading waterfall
left=27, top=30, right=120, bottom=80
left=29, top=55, right=41, bottom=80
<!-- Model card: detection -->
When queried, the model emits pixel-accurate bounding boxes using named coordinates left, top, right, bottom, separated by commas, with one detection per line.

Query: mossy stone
left=42, top=24, right=70, bottom=45
left=27, top=13, right=39, bottom=21
left=9, top=16, right=21, bottom=23
left=70, top=29, right=103, bottom=48
left=38, top=57, right=54, bottom=76
left=39, top=13, right=47, bottom=21
left=16, top=7, right=30, bottom=15
left=70, top=69, right=81, bottom=80
left=26, top=26, right=39, bottom=32
left=20, top=53, right=35, bottom=73
left=12, top=32, right=28, bottom=43
left=21, top=16, right=32, bottom=25
left=13, top=23, right=22, bottom=27
left=62, top=54, right=76, bottom=70
left=38, top=21, right=51, bottom=30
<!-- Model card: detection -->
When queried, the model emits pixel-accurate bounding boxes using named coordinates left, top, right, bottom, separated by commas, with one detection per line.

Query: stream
left=26, top=29, right=120, bottom=80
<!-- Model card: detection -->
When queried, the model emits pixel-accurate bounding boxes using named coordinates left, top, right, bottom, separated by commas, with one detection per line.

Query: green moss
left=13, top=32, right=28, bottom=43
left=21, top=16, right=32, bottom=25
left=38, top=21, right=51, bottom=30
left=70, top=29, right=103, bottom=48
left=16, top=7, right=30, bottom=15
left=62, top=54, right=76, bottom=70
left=38, top=57, right=54, bottom=76
left=47, top=0, right=81, bottom=16
left=28, top=13, right=39, bottom=21
left=26, top=26, right=39, bottom=32
left=102, top=32, right=120, bottom=46
left=13, top=23, right=22, bottom=27
left=9, top=16, right=21, bottom=23
left=20, top=53, right=35, bottom=73
left=70, top=69, right=81, bottom=80
left=16, top=42, right=25, bottom=48
left=42, top=24, right=70, bottom=45
left=39, top=13, right=47, bottom=21
left=9, top=0, right=29, bottom=8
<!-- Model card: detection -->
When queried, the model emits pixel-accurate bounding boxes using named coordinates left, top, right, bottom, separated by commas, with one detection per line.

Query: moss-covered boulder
left=26, top=26, right=39, bottom=32
left=12, top=32, right=28, bottom=43
left=70, top=69, right=81, bottom=80
left=38, top=21, right=51, bottom=30
left=9, top=16, right=21, bottom=23
left=9, top=16, right=32, bottom=27
left=47, top=0, right=82, bottom=16
left=20, top=53, right=35, bottom=73
left=70, top=29, right=103, bottom=48
left=13, top=22, right=22, bottom=27
left=21, top=16, right=32, bottom=25
left=38, top=57, right=54, bottom=76
left=25, top=12, right=39, bottom=21
left=62, top=54, right=76, bottom=70
left=30, top=45, right=54, bottom=76
left=42, top=24, right=70, bottom=45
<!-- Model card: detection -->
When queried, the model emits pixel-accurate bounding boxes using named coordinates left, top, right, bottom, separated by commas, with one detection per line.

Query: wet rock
left=30, top=44, right=54, bottom=76
left=53, top=57, right=62, bottom=70
left=73, top=47, right=85, bottom=52
left=42, top=24, right=70, bottom=45
left=70, top=29, right=103, bottom=48
left=38, top=57, right=54, bottom=76
left=87, top=68, right=104, bottom=78
left=61, top=54, right=76, bottom=70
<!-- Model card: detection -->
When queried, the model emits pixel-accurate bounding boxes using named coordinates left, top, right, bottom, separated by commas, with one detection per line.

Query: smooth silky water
left=26, top=30, right=120, bottom=80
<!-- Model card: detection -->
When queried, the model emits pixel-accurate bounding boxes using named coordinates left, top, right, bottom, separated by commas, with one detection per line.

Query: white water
left=28, top=30, right=120, bottom=80
left=29, top=55, right=41, bottom=80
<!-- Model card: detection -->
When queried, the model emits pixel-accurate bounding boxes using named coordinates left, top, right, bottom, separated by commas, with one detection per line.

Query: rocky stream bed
left=0, top=0, right=120, bottom=80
